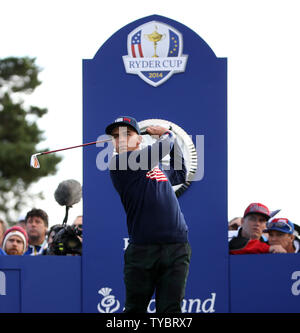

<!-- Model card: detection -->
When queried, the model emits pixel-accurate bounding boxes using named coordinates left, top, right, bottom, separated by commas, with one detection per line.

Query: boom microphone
left=54, top=179, right=82, bottom=224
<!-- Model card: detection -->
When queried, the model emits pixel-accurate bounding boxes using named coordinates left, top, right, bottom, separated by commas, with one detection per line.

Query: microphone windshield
left=54, top=179, right=82, bottom=207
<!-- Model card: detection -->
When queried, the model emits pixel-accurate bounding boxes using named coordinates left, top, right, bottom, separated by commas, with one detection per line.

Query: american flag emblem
left=146, top=166, right=168, bottom=182
left=131, top=30, right=144, bottom=58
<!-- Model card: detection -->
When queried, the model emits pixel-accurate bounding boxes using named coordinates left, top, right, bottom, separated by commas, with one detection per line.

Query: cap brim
left=269, top=209, right=281, bottom=218
left=263, top=227, right=293, bottom=234
left=105, top=122, right=140, bottom=135
left=244, top=212, right=270, bottom=220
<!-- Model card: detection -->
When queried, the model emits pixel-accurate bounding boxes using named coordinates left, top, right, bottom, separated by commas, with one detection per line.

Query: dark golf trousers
left=123, top=242, right=191, bottom=313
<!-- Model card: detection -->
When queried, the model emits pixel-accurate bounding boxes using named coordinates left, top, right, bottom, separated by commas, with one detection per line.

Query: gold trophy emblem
left=144, top=26, right=166, bottom=57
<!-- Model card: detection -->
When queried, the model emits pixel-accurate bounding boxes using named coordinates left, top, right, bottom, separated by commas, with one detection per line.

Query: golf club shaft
left=40, top=138, right=112, bottom=156
left=36, top=127, right=170, bottom=157
left=39, top=130, right=154, bottom=156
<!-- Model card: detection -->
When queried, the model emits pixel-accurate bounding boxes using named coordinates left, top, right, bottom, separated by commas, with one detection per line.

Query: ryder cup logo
left=123, top=21, right=188, bottom=87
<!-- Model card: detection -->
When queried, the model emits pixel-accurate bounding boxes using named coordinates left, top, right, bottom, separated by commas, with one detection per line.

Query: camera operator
left=72, top=215, right=83, bottom=243
left=43, top=179, right=82, bottom=256
left=44, top=223, right=82, bottom=256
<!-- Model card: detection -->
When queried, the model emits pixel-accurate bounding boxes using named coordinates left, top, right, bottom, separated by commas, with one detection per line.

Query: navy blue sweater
left=109, top=132, right=188, bottom=244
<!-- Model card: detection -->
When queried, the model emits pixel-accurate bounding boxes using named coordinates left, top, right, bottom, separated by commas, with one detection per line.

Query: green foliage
left=0, top=57, right=62, bottom=223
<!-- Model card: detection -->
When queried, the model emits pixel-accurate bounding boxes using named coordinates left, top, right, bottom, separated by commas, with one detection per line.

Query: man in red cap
left=2, top=226, right=28, bottom=255
left=229, top=203, right=286, bottom=254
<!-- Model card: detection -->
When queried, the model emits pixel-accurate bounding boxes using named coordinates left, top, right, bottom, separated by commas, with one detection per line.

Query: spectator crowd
left=0, top=202, right=299, bottom=256
left=0, top=209, right=82, bottom=256
left=228, top=202, right=300, bottom=254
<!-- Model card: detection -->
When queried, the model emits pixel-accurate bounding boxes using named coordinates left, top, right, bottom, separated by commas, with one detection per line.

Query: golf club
left=30, top=126, right=171, bottom=169
left=30, top=138, right=112, bottom=169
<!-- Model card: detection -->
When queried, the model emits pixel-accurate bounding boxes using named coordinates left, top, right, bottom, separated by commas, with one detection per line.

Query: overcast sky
left=1, top=0, right=300, bottom=227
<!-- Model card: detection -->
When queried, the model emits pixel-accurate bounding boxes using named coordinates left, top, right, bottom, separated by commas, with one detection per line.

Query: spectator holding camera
left=72, top=215, right=82, bottom=243
left=265, top=218, right=300, bottom=253
left=24, top=208, right=48, bottom=256
left=73, top=215, right=82, bottom=229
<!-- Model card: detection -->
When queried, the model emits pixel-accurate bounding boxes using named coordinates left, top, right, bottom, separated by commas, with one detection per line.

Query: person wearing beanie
left=2, top=226, right=28, bottom=255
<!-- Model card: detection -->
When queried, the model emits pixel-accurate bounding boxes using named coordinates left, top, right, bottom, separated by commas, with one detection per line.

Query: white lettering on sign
left=0, top=271, right=6, bottom=296
left=147, top=293, right=216, bottom=313
left=96, top=133, right=205, bottom=182
left=291, top=271, right=300, bottom=296
left=124, top=57, right=187, bottom=72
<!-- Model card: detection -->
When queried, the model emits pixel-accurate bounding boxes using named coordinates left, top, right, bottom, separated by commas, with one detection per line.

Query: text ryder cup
left=123, top=56, right=187, bottom=72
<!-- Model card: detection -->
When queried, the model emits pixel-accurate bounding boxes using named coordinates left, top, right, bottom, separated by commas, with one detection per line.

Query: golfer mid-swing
left=106, top=116, right=191, bottom=313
